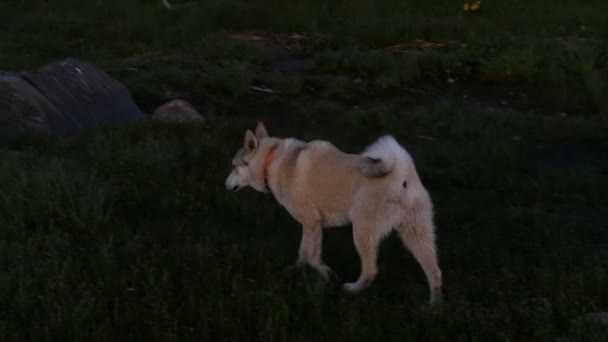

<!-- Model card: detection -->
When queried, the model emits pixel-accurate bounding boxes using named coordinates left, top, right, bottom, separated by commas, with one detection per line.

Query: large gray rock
left=0, top=58, right=145, bottom=137
left=0, top=73, right=54, bottom=136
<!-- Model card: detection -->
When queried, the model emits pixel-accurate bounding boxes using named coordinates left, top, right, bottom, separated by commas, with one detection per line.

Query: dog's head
left=225, top=121, right=269, bottom=192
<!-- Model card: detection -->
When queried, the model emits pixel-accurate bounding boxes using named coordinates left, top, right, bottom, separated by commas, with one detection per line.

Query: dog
left=225, top=122, right=442, bottom=305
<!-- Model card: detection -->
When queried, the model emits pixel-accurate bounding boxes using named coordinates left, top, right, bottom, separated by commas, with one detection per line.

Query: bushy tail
left=358, top=135, right=404, bottom=177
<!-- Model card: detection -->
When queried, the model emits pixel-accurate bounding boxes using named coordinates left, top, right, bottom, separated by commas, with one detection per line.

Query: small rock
left=151, top=99, right=204, bottom=123
left=249, top=85, right=274, bottom=94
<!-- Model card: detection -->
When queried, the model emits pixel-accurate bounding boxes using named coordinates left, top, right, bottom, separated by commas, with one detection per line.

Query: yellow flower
left=464, top=1, right=481, bottom=12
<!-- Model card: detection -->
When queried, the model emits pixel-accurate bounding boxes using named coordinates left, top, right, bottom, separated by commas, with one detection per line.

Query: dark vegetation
left=1, top=0, right=607, bottom=340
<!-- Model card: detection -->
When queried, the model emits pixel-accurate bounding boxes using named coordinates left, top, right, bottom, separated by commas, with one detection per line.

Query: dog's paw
left=429, top=288, right=443, bottom=306
left=315, top=264, right=335, bottom=280
left=343, top=282, right=364, bottom=293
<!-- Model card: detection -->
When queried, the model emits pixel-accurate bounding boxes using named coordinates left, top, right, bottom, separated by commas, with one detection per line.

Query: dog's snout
left=225, top=183, right=236, bottom=191
left=225, top=180, right=239, bottom=192
left=225, top=172, right=242, bottom=192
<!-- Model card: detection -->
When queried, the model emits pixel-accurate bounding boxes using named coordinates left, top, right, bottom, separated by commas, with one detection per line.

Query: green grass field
left=1, top=0, right=608, bottom=340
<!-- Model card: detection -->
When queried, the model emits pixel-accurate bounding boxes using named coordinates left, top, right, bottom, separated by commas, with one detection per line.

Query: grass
left=2, top=104, right=607, bottom=340
left=1, top=0, right=608, bottom=340
left=2, top=0, right=608, bottom=111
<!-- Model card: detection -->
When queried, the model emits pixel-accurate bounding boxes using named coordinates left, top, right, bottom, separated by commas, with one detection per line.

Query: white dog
left=226, top=122, right=442, bottom=305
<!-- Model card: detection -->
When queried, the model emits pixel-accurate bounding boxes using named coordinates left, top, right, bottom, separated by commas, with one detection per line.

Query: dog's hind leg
left=397, top=220, right=443, bottom=305
left=343, top=223, right=383, bottom=293
left=297, top=220, right=332, bottom=279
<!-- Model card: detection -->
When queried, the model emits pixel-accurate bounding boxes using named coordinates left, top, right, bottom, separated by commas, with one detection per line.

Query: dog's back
left=269, top=136, right=420, bottom=228
left=267, top=139, right=358, bottom=227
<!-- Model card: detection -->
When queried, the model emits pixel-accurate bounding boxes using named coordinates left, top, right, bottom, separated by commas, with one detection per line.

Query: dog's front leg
left=296, top=221, right=332, bottom=279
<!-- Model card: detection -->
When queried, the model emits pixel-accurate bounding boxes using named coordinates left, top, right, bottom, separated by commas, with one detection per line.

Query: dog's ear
left=255, top=121, right=268, bottom=140
left=243, top=129, right=258, bottom=152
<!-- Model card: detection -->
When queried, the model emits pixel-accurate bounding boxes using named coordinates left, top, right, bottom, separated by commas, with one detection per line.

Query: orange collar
left=263, top=145, right=277, bottom=190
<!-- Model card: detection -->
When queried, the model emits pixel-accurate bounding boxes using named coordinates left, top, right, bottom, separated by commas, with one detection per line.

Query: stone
left=0, top=72, right=54, bottom=137
left=151, top=99, right=204, bottom=123
left=0, top=58, right=145, bottom=138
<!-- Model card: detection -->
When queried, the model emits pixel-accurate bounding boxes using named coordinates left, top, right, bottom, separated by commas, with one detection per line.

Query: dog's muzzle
left=227, top=184, right=241, bottom=192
